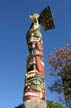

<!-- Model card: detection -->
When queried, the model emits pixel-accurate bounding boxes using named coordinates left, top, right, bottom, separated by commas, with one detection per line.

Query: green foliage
left=46, top=100, right=66, bottom=108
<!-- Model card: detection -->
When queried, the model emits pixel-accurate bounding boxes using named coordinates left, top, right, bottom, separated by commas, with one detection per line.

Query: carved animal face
left=29, top=13, right=39, bottom=23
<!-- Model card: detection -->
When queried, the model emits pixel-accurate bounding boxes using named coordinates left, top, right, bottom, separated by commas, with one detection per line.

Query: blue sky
left=0, top=0, right=71, bottom=108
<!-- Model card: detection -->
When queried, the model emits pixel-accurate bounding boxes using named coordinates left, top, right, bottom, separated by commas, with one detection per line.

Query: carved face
left=29, top=13, right=39, bottom=22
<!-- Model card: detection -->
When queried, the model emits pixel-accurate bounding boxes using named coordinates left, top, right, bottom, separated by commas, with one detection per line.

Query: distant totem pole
left=23, top=6, right=55, bottom=108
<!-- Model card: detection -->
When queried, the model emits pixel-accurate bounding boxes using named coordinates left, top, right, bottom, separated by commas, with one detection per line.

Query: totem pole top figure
left=30, top=13, right=40, bottom=30
left=28, top=6, right=55, bottom=33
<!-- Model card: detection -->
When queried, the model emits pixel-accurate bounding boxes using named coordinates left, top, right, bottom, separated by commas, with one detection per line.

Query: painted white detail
left=25, top=92, right=39, bottom=97
left=41, top=61, right=44, bottom=66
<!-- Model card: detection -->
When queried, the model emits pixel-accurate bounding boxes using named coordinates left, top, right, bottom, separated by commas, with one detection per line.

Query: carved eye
left=33, top=80, right=40, bottom=84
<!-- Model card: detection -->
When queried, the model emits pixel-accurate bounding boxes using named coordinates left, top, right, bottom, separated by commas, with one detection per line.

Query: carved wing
left=39, top=6, right=55, bottom=30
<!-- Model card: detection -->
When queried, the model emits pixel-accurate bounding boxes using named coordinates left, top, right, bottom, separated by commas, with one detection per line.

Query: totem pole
left=23, top=6, right=55, bottom=108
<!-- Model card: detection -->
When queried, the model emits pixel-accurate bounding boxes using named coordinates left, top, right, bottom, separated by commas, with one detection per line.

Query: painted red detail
left=35, top=56, right=45, bottom=76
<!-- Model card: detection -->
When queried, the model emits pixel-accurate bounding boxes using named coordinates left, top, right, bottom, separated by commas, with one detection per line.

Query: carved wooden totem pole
left=23, top=6, right=55, bottom=108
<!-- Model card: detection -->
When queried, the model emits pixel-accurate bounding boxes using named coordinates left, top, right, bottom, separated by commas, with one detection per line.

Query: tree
left=48, top=43, right=71, bottom=107
left=46, top=100, right=66, bottom=108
